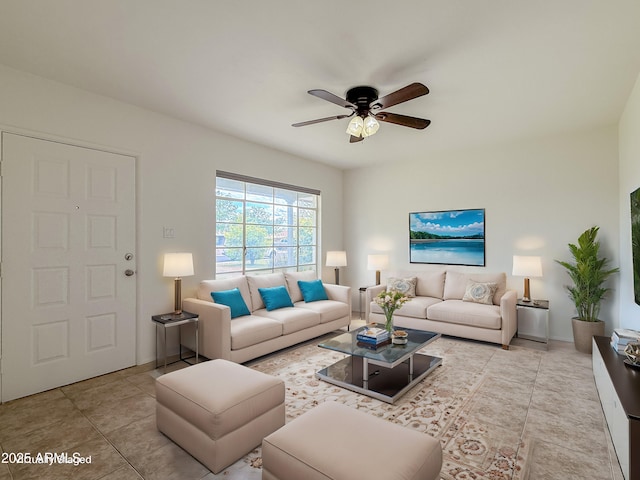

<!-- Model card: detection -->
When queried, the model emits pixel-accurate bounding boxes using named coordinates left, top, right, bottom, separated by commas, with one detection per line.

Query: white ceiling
left=1, top=1, right=640, bottom=169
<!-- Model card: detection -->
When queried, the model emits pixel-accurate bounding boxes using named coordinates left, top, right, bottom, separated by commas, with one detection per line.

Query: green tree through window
left=215, top=173, right=319, bottom=277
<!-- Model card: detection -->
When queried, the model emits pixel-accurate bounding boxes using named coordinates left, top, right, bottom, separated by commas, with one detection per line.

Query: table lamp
left=163, top=252, right=194, bottom=314
left=326, top=251, right=347, bottom=284
left=512, top=255, right=542, bottom=303
left=367, top=254, right=389, bottom=285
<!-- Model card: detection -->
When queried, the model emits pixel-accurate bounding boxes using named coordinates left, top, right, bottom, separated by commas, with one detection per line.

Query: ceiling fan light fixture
left=362, top=115, right=380, bottom=137
left=297, top=83, right=430, bottom=142
left=346, top=116, right=364, bottom=137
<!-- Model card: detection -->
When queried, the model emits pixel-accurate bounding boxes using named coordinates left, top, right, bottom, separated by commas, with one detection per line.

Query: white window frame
left=215, top=171, right=320, bottom=278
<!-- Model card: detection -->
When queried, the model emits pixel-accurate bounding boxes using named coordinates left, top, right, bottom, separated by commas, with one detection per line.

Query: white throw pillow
left=387, top=277, right=417, bottom=297
left=462, top=280, right=498, bottom=305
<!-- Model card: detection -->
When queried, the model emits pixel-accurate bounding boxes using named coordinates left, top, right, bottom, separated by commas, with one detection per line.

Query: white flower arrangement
left=374, top=289, right=409, bottom=332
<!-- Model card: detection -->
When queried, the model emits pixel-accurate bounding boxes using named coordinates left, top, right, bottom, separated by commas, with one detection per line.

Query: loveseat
left=181, top=271, right=351, bottom=363
left=366, top=270, right=517, bottom=349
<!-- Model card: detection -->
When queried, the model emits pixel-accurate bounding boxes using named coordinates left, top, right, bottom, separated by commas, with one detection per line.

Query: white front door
left=1, top=133, right=137, bottom=402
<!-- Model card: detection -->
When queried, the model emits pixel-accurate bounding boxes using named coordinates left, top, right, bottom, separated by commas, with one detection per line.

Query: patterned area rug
left=216, top=334, right=531, bottom=479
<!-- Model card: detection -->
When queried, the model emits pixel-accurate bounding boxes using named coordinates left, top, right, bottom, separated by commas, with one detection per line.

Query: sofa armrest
left=323, top=283, right=350, bottom=304
left=366, top=284, right=385, bottom=301
left=323, top=284, right=352, bottom=319
left=182, top=298, right=232, bottom=360
left=499, top=289, right=518, bottom=348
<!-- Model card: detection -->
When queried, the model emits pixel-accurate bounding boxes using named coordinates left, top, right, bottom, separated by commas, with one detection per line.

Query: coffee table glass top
left=318, top=324, right=439, bottom=365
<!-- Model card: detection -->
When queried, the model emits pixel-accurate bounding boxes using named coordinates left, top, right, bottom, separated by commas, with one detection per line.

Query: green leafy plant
left=555, top=226, right=619, bottom=322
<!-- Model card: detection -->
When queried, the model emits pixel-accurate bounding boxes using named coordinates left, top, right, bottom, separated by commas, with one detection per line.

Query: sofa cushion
left=259, top=286, right=294, bottom=311
left=230, top=315, right=284, bottom=350
left=415, top=270, right=446, bottom=299
left=370, top=296, right=441, bottom=319
left=298, top=279, right=329, bottom=302
left=253, top=307, right=320, bottom=335
left=443, top=271, right=506, bottom=305
left=211, top=288, right=251, bottom=318
left=294, top=299, right=350, bottom=323
left=284, top=271, right=317, bottom=302
left=198, top=277, right=252, bottom=311
left=462, top=281, right=498, bottom=305
left=247, top=273, right=287, bottom=310
left=386, top=277, right=417, bottom=297
left=427, top=300, right=502, bottom=329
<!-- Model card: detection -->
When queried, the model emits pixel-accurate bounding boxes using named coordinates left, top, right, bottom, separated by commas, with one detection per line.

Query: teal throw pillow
left=258, top=285, right=294, bottom=311
left=298, top=279, right=328, bottom=302
left=211, top=288, right=251, bottom=318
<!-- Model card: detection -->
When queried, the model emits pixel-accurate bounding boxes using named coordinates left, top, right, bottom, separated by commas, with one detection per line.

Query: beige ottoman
left=262, top=401, right=442, bottom=480
left=156, top=359, right=285, bottom=474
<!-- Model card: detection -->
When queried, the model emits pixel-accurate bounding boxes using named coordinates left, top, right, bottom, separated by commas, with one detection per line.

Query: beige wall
left=619, top=72, right=640, bottom=331
left=1, top=61, right=637, bottom=356
left=344, top=126, right=620, bottom=342
left=0, top=65, right=345, bottom=364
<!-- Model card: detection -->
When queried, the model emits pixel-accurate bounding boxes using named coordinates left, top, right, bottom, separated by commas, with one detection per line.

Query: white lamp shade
left=163, top=253, right=194, bottom=277
left=512, top=255, right=542, bottom=277
left=367, top=254, right=389, bottom=271
left=362, top=116, right=380, bottom=137
left=346, top=116, right=364, bottom=137
left=326, top=251, right=347, bottom=267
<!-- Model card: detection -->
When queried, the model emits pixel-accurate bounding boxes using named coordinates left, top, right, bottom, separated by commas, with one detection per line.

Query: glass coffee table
left=316, top=325, right=442, bottom=404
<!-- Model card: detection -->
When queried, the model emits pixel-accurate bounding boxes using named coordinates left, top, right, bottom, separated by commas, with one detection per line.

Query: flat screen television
left=631, top=187, right=640, bottom=305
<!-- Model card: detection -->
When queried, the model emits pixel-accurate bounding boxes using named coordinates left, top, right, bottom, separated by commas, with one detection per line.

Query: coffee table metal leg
left=408, top=355, right=414, bottom=381
left=363, top=358, right=369, bottom=389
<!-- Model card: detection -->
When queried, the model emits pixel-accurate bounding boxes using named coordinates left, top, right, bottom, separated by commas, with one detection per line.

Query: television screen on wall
left=631, top=187, right=640, bottom=305
left=409, top=208, right=485, bottom=266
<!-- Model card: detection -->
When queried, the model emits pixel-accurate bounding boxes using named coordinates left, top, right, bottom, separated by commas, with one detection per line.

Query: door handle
left=125, top=269, right=135, bottom=277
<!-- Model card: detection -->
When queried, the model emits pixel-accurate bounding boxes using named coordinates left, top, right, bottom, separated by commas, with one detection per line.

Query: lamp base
left=334, top=268, right=340, bottom=285
left=522, top=278, right=531, bottom=302
left=174, top=277, right=183, bottom=314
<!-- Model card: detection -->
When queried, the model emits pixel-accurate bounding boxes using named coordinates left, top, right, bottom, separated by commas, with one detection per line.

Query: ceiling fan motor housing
left=346, top=86, right=379, bottom=115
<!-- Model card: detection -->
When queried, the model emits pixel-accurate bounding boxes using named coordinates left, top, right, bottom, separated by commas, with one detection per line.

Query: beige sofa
left=366, top=269, right=517, bottom=349
left=182, top=271, right=351, bottom=363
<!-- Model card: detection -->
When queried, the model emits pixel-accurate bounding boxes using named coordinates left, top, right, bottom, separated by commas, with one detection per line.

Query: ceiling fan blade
left=370, top=83, right=429, bottom=110
left=292, top=114, right=352, bottom=127
left=349, top=135, right=363, bottom=143
left=308, top=89, right=357, bottom=109
left=375, top=112, right=431, bottom=129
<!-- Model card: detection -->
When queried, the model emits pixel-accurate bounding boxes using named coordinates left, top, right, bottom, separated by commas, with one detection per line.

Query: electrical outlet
left=163, top=227, right=175, bottom=238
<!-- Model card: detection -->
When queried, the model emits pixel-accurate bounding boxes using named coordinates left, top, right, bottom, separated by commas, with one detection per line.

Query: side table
left=151, top=311, right=199, bottom=372
left=516, top=299, right=549, bottom=348
left=359, top=285, right=375, bottom=320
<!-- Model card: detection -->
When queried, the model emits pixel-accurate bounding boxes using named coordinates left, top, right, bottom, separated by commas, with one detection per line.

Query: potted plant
left=555, top=226, right=619, bottom=354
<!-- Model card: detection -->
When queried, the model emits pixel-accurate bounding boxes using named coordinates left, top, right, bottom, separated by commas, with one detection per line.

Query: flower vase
left=384, top=313, right=394, bottom=334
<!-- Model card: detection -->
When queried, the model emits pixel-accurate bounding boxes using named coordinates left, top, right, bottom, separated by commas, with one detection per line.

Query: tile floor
left=0, top=327, right=627, bottom=480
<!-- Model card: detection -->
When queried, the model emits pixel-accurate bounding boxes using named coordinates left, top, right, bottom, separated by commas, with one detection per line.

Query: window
left=215, top=171, right=320, bottom=278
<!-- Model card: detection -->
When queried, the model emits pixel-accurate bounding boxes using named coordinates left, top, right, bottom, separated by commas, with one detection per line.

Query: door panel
left=1, top=133, right=137, bottom=401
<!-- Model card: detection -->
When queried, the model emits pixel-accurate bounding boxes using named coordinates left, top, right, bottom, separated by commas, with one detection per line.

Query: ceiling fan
left=292, top=83, right=431, bottom=143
